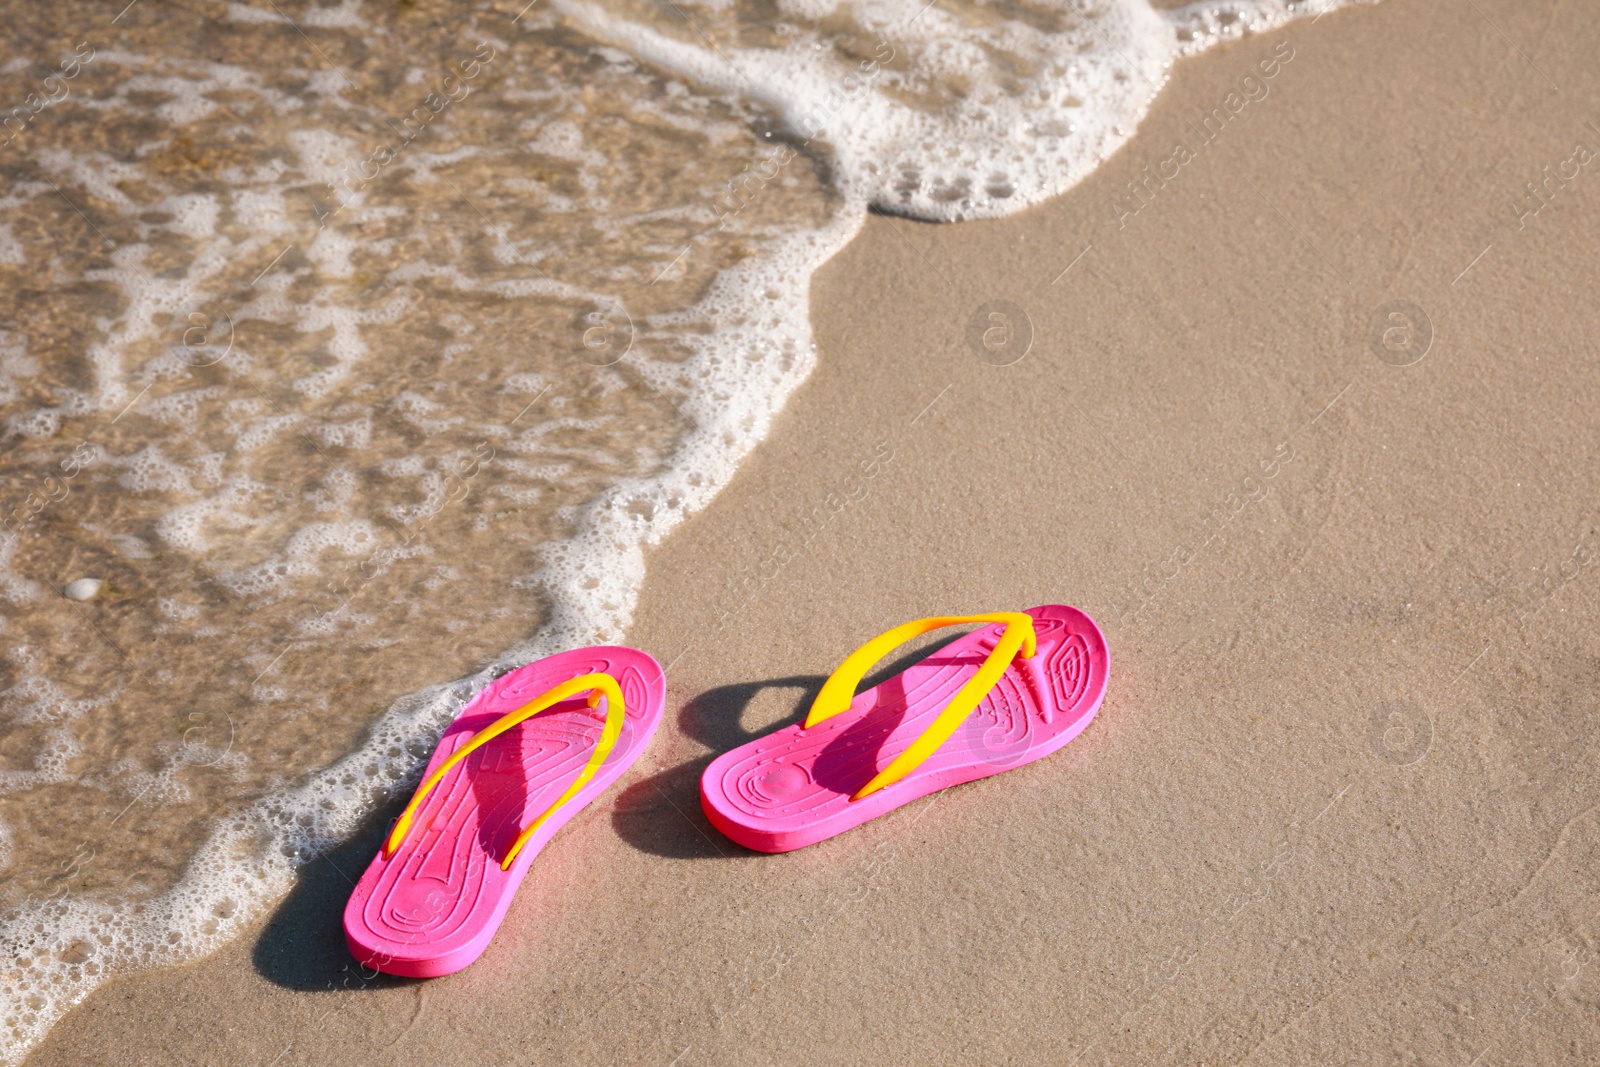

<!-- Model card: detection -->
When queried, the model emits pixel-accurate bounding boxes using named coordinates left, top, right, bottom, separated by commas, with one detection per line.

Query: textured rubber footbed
left=700, top=605, right=1108, bottom=852
left=344, top=646, right=664, bottom=977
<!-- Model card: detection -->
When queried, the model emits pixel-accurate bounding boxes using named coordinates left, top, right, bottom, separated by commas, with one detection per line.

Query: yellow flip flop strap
left=383, top=672, right=626, bottom=871
left=805, top=613, right=1037, bottom=801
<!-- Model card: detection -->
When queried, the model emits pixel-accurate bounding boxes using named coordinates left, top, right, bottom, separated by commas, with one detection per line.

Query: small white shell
left=63, top=578, right=102, bottom=601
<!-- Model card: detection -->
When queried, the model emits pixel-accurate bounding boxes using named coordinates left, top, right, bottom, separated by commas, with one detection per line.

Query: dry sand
left=30, top=0, right=1600, bottom=1062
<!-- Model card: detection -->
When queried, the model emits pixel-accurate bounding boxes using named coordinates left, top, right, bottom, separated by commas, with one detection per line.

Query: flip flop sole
left=344, top=646, right=665, bottom=977
left=701, top=605, right=1107, bottom=852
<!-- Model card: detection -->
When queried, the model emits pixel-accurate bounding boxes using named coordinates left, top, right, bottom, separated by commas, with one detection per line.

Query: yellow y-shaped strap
left=384, top=672, right=625, bottom=871
left=806, top=613, right=1036, bottom=801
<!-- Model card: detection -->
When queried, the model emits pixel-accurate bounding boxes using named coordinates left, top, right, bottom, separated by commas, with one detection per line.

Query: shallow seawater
left=0, top=0, right=1361, bottom=1058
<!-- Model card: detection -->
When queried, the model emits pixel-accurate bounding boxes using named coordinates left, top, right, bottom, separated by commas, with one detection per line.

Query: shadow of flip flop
left=612, top=631, right=968, bottom=859
left=251, top=792, right=420, bottom=992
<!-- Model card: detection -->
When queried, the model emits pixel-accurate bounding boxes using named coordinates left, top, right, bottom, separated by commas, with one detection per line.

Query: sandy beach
left=23, top=0, right=1600, bottom=1062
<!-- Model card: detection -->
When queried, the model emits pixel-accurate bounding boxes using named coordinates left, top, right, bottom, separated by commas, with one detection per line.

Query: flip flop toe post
left=344, top=646, right=665, bottom=977
left=700, top=606, right=1108, bottom=852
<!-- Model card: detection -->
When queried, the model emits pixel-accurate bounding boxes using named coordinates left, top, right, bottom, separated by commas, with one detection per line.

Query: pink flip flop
left=344, top=646, right=665, bottom=977
left=700, top=606, right=1108, bottom=852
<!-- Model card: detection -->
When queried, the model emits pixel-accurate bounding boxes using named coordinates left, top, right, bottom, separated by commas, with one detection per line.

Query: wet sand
left=29, top=0, right=1600, bottom=1062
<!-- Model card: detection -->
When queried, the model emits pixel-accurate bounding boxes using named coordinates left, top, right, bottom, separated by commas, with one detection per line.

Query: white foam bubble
left=0, top=535, right=42, bottom=605
left=0, top=224, right=23, bottom=267
left=223, top=0, right=366, bottom=27
left=154, top=193, right=220, bottom=240
left=112, top=445, right=196, bottom=495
